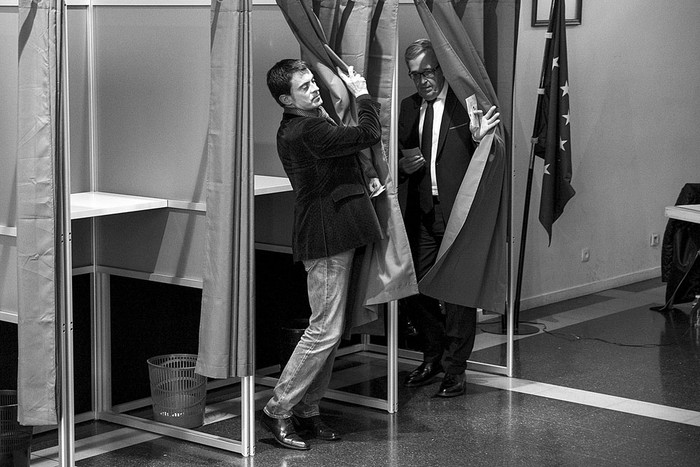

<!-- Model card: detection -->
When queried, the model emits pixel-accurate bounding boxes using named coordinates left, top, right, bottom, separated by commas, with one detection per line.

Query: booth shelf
left=70, top=175, right=292, bottom=219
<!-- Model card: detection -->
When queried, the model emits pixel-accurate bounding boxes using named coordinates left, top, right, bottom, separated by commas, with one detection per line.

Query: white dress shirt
left=419, top=82, right=448, bottom=197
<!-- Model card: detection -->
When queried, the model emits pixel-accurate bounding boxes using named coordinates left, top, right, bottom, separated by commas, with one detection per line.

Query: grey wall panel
left=0, top=236, right=18, bottom=316
left=1, top=8, right=18, bottom=230
left=71, top=219, right=94, bottom=269
left=67, top=7, right=92, bottom=194
left=96, top=194, right=295, bottom=279
left=251, top=6, right=300, bottom=177
left=97, top=209, right=205, bottom=281
left=93, top=6, right=210, bottom=203
left=254, top=192, right=294, bottom=248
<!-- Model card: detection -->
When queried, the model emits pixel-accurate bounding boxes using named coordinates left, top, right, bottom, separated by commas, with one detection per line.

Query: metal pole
left=386, top=32, right=400, bottom=414
left=510, top=140, right=537, bottom=331
left=240, top=376, right=255, bottom=457
left=57, top=1, right=76, bottom=465
left=500, top=13, right=553, bottom=336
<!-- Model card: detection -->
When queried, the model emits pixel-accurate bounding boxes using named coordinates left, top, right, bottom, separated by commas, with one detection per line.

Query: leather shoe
left=435, top=372, right=466, bottom=398
left=292, top=415, right=341, bottom=441
left=404, top=362, right=443, bottom=387
left=260, top=412, right=310, bottom=450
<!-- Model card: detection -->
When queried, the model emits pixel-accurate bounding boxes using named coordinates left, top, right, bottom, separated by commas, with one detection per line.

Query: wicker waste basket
left=146, top=354, right=206, bottom=429
left=0, top=390, right=32, bottom=467
left=279, top=319, right=309, bottom=369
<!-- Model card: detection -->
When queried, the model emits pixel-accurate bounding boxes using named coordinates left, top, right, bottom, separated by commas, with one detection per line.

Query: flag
left=532, top=0, right=575, bottom=244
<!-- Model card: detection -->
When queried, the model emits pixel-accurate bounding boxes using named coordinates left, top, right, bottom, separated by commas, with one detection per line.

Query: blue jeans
left=264, top=249, right=355, bottom=419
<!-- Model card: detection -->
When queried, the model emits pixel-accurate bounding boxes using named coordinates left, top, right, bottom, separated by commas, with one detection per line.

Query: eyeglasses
left=408, top=66, right=440, bottom=81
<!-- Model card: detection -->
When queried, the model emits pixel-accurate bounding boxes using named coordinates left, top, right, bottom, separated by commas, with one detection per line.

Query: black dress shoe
left=292, top=415, right=341, bottom=441
left=260, top=412, right=310, bottom=450
left=435, top=372, right=466, bottom=398
left=404, top=362, right=443, bottom=387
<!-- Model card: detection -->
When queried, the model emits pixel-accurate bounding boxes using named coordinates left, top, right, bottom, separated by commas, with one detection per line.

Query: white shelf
left=71, top=192, right=168, bottom=219
left=665, top=204, right=700, bottom=224
left=253, top=175, right=292, bottom=196
left=70, top=175, right=291, bottom=219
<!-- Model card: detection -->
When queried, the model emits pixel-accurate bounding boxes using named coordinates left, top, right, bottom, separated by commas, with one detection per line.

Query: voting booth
left=0, top=0, right=519, bottom=461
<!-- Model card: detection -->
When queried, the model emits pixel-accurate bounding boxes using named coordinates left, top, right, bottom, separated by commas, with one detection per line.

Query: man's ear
left=279, top=94, right=293, bottom=107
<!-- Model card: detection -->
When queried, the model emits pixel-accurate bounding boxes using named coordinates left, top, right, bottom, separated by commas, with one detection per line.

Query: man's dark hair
left=266, top=59, right=309, bottom=107
left=404, top=38, right=434, bottom=65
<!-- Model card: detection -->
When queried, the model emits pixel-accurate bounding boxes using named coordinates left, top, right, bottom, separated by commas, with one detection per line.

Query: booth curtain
left=415, top=0, right=518, bottom=314
left=16, top=0, right=61, bottom=425
left=275, top=0, right=418, bottom=332
left=196, top=0, right=255, bottom=379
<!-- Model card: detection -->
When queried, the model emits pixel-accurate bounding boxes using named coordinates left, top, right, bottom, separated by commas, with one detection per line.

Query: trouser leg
left=404, top=206, right=446, bottom=362
left=264, top=249, right=354, bottom=419
left=403, top=294, right=444, bottom=363
left=442, top=304, right=477, bottom=375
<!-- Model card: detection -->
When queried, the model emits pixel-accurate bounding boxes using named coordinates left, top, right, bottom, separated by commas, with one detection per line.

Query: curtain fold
left=276, top=0, right=418, bottom=333
left=196, top=0, right=255, bottom=379
left=16, top=0, right=60, bottom=425
left=415, top=0, right=516, bottom=314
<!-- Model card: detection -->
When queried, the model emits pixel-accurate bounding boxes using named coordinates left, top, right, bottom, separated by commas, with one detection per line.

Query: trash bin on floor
left=0, top=390, right=33, bottom=467
left=279, top=318, right=309, bottom=369
left=146, top=354, right=206, bottom=429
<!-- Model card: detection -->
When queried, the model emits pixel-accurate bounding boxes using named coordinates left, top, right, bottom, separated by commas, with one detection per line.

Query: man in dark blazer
left=397, top=39, right=499, bottom=397
left=261, top=58, right=383, bottom=450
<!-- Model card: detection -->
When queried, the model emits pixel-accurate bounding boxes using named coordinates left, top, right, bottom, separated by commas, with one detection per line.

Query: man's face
left=406, top=50, right=444, bottom=101
left=283, top=69, right=322, bottom=111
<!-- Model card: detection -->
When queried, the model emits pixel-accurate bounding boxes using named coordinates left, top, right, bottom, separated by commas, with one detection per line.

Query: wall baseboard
left=518, top=267, right=662, bottom=311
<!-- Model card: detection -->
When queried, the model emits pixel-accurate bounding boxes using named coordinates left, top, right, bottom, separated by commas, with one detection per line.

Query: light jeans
left=264, top=249, right=355, bottom=419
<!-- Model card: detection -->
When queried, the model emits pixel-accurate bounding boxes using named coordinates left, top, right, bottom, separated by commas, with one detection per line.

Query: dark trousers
left=403, top=200, right=477, bottom=375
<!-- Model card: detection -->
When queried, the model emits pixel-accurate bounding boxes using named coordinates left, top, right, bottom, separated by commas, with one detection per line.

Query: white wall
left=513, top=0, right=700, bottom=308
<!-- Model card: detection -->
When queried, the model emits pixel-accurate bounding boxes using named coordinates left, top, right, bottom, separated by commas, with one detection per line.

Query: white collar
left=424, top=82, right=448, bottom=106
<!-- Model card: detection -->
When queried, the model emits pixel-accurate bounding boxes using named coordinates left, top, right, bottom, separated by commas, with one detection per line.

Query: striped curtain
left=196, top=0, right=255, bottom=378
left=416, top=0, right=518, bottom=314
left=276, top=0, right=418, bottom=331
left=16, top=0, right=61, bottom=425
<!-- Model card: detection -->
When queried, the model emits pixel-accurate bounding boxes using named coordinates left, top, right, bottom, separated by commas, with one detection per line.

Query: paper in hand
left=401, top=147, right=425, bottom=160
left=466, top=94, right=480, bottom=128
left=370, top=184, right=386, bottom=198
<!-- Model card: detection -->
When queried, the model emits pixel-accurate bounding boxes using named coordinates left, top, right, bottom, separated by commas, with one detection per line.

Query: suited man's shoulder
left=400, top=92, right=422, bottom=108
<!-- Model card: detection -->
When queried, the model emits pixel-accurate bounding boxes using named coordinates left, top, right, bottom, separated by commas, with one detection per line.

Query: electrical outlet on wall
left=581, top=247, right=590, bottom=262
left=650, top=233, right=660, bottom=247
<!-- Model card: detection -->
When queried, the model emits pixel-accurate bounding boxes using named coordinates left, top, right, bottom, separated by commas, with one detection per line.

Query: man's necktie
left=419, top=100, right=435, bottom=213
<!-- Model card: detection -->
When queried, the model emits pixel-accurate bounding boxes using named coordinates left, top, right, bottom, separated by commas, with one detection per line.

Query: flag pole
left=507, top=138, right=540, bottom=334
left=493, top=0, right=572, bottom=335
left=484, top=138, right=539, bottom=335
left=485, top=140, right=540, bottom=335
left=509, top=0, right=561, bottom=335
left=496, top=1, right=557, bottom=336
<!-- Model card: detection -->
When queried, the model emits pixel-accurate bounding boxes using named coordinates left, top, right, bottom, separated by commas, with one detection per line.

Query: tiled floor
left=22, top=278, right=700, bottom=466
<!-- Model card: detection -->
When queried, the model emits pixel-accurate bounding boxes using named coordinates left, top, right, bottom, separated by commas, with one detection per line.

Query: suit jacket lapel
left=409, top=94, right=422, bottom=147
left=436, top=89, right=458, bottom=162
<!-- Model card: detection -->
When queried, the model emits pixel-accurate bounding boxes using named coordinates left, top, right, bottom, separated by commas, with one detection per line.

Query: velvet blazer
left=277, top=95, right=384, bottom=262
left=397, top=87, right=477, bottom=224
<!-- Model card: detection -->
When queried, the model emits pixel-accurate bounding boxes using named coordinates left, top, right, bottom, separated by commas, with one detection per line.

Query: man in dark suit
left=261, top=59, right=383, bottom=450
left=397, top=39, right=499, bottom=397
